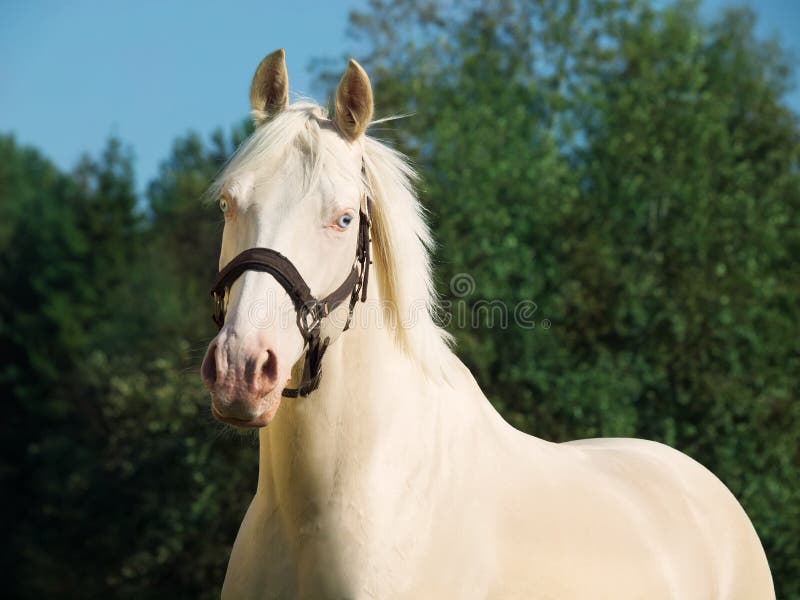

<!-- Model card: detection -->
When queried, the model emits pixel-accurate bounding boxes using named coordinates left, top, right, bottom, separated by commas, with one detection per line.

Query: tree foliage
left=2, top=0, right=798, bottom=597
left=1, top=129, right=255, bottom=599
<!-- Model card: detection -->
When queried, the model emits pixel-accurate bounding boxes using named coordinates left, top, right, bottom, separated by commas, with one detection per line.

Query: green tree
left=1, top=135, right=141, bottom=594
left=322, top=0, right=800, bottom=594
left=2, top=126, right=256, bottom=599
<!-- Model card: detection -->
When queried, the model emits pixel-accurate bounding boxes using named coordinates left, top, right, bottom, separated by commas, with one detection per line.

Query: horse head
left=201, top=49, right=374, bottom=428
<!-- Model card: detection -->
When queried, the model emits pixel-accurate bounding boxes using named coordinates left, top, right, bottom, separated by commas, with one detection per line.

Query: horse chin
left=211, top=391, right=283, bottom=429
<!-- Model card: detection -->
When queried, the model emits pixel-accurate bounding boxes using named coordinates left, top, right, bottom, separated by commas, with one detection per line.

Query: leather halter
left=210, top=196, right=371, bottom=397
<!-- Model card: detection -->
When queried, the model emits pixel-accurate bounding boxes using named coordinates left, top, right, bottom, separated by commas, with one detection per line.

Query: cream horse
left=201, top=50, right=774, bottom=599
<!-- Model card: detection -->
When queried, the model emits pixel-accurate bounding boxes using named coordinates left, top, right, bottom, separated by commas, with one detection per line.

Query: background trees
left=1, top=130, right=255, bottom=599
left=3, top=0, right=798, bottom=597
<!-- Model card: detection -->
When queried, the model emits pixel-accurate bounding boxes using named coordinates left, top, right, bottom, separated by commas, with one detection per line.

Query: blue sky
left=2, top=1, right=798, bottom=196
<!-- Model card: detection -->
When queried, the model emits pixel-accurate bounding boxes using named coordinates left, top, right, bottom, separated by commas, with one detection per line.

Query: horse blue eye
left=337, top=213, right=354, bottom=228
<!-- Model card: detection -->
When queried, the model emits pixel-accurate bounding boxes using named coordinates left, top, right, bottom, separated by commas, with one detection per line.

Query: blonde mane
left=208, top=102, right=453, bottom=378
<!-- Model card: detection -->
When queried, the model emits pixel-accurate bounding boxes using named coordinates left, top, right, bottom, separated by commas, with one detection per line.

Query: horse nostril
left=258, top=350, right=278, bottom=390
left=242, top=348, right=279, bottom=394
left=201, top=342, right=219, bottom=389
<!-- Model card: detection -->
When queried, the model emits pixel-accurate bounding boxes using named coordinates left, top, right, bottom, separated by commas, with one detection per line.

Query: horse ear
left=250, top=49, right=289, bottom=125
left=334, top=59, right=373, bottom=140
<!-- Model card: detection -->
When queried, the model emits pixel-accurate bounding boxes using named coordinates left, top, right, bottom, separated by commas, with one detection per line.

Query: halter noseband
left=210, top=196, right=371, bottom=398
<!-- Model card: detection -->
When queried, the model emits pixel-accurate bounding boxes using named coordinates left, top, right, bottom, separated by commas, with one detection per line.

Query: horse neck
left=256, top=280, right=426, bottom=501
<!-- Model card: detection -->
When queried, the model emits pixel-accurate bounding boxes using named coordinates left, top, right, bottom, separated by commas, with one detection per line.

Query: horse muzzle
left=201, top=335, right=285, bottom=428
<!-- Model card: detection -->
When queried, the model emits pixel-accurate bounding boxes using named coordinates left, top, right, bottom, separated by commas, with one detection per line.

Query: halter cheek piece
left=210, top=196, right=371, bottom=398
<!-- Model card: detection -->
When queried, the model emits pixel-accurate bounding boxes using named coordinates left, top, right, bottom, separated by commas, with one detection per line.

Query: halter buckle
left=212, top=287, right=228, bottom=327
left=297, top=302, right=323, bottom=336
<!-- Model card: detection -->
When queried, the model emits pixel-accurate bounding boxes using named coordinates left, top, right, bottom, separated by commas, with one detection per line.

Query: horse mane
left=362, top=134, right=454, bottom=378
left=207, top=102, right=453, bottom=380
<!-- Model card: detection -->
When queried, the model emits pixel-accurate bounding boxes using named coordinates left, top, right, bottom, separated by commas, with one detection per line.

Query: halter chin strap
left=210, top=196, right=372, bottom=398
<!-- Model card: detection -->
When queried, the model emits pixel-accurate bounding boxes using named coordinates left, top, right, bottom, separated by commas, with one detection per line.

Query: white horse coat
left=201, top=50, right=774, bottom=599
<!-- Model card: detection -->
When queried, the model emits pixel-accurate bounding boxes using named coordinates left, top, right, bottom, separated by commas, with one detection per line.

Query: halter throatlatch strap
left=210, top=196, right=372, bottom=397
